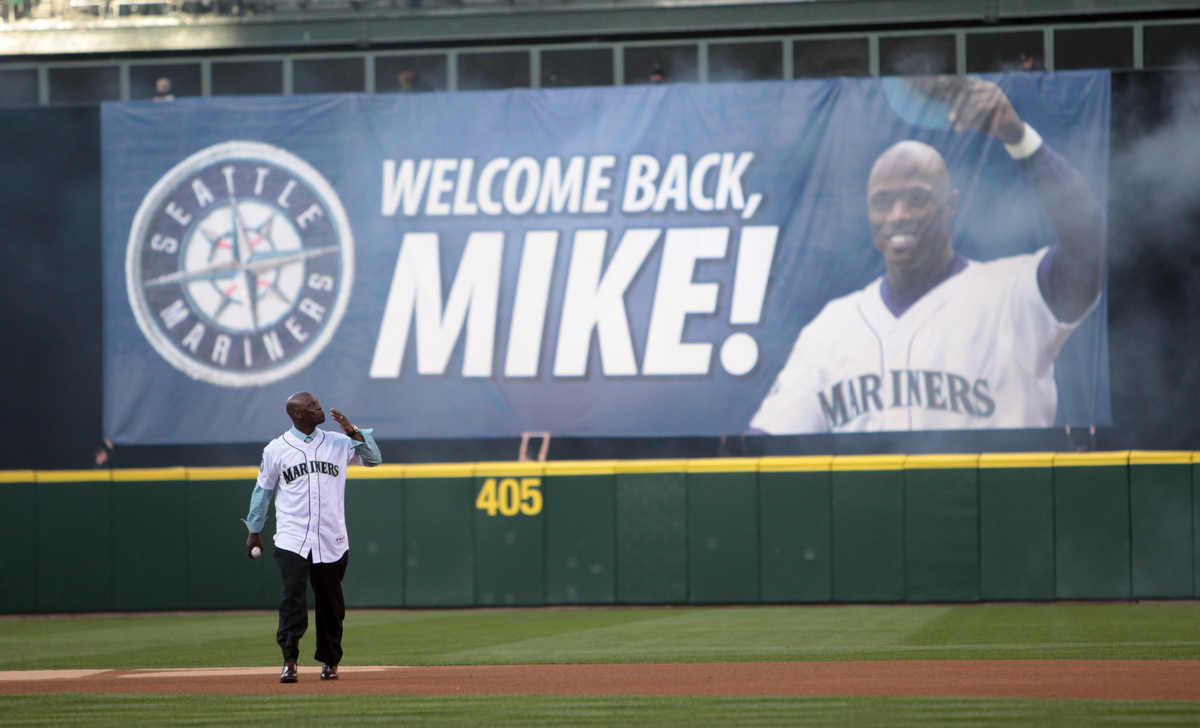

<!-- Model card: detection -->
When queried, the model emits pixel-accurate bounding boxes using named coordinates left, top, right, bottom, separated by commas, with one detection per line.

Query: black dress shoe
left=320, top=663, right=339, bottom=680
left=280, top=663, right=298, bottom=683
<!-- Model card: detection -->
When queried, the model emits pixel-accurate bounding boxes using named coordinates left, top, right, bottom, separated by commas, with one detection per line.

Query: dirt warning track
left=3, top=661, right=1200, bottom=700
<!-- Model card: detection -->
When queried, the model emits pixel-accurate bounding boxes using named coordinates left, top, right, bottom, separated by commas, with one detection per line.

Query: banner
left=102, top=71, right=1111, bottom=444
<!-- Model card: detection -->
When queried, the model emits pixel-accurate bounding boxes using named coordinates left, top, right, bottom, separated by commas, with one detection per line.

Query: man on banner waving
left=750, top=76, right=1105, bottom=434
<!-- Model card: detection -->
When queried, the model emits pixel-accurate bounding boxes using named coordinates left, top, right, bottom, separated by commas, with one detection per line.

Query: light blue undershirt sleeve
left=242, top=485, right=273, bottom=533
left=354, top=428, right=382, bottom=467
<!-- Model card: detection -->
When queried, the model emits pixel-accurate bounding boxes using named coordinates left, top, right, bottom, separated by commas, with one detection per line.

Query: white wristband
left=1004, top=122, right=1043, bottom=160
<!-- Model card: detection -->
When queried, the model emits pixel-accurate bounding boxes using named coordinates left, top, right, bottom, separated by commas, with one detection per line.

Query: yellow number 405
left=476, top=477, right=543, bottom=516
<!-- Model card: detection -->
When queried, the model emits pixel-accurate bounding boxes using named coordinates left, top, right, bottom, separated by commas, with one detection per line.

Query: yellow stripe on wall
left=904, top=454, right=981, bottom=469
left=543, top=460, right=619, bottom=476
left=403, top=463, right=475, bottom=478
left=15, top=451, right=1200, bottom=483
left=1053, top=451, right=1131, bottom=467
left=187, top=466, right=259, bottom=480
left=978, top=452, right=1056, bottom=468
left=831, top=455, right=906, bottom=471
left=614, top=459, right=690, bottom=474
left=35, top=470, right=112, bottom=483
left=111, top=467, right=188, bottom=482
left=758, top=456, right=833, bottom=472
left=1128, top=451, right=1193, bottom=465
left=474, top=461, right=545, bottom=477
left=686, top=458, right=760, bottom=473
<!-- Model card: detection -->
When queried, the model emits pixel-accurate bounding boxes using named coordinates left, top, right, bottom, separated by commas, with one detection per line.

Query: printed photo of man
left=750, top=77, right=1105, bottom=434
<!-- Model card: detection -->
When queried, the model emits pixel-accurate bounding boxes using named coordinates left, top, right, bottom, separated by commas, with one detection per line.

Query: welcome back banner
left=102, top=71, right=1110, bottom=444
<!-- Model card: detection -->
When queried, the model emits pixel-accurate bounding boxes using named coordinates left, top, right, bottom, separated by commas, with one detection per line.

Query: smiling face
left=867, top=141, right=958, bottom=288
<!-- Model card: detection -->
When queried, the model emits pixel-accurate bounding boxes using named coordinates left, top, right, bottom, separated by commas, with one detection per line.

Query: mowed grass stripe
left=3, top=605, right=1200, bottom=671
left=3, top=694, right=1200, bottom=728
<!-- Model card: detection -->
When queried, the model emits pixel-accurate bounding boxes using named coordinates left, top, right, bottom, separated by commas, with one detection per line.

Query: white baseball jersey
left=257, top=429, right=365, bottom=563
left=750, top=247, right=1093, bottom=434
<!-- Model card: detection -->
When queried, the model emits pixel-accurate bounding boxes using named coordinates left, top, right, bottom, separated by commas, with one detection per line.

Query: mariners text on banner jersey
left=750, top=248, right=1097, bottom=434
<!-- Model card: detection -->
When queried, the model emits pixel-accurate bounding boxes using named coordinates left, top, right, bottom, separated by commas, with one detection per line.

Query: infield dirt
left=2, top=661, right=1199, bottom=701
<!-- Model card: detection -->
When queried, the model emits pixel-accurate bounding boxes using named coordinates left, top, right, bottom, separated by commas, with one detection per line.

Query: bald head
left=286, top=391, right=314, bottom=415
left=868, top=141, right=952, bottom=198
left=286, top=392, right=325, bottom=432
left=866, top=141, right=958, bottom=290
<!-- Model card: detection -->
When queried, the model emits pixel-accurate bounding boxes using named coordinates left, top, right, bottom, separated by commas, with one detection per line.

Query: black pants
left=273, top=547, right=348, bottom=665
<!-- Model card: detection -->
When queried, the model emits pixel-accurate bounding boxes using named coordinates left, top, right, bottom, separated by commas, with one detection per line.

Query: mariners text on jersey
left=257, top=429, right=366, bottom=563
left=817, top=369, right=997, bottom=429
left=281, top=460, right=341, bottom=483
left=750, top=248, right=1095, bottom=434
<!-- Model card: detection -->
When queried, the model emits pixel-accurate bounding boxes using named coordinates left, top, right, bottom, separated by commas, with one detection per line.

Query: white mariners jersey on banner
left=751, top=248, right=1091, bottom=433
left=257, top=429, right=364, bottom=562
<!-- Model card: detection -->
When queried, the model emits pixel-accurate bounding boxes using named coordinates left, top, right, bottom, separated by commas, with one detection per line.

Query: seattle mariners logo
left=126, top=141, right=354, bottom=387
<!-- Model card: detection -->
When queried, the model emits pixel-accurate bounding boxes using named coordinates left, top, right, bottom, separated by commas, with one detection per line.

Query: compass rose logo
left=126, top=141, right=354, bottom=387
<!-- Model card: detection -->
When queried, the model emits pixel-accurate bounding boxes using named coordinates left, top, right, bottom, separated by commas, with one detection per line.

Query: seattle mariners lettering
left=816, top=369, right=997, bottom=429
left=281, top=461, right=340, bottom=484
left=125, top=141, right=355, bottom=388
left=751, top=77, right=1105, bottom=434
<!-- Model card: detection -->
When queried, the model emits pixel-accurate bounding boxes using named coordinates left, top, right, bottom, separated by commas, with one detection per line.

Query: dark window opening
left=1144, top=25, right=1200, bottom=70
left=708, top=42, right=783, bottom=82
left=376, top=55, right=448, bottom=93
left=542, top=48, right=613, bottom=88
left=0, top=69, right=39, bottom=107
left=211, top=61, right=283, bottom=96
left=49, top=66, right=119, bottom=105
left=624, top=45, right=699, bottom=85
left=1055, top=27, right=1134, bottom=71
left=130, top=64, right=201, bottom=101
left=458, top=51, right=530, bottom=91
left=794, top=38, right=869, bottom=78
left=293, top=57, right=365, bottom=94
left=966, top=31, right=1044, bottom=73
left=880, top=35, right=956, bottom=76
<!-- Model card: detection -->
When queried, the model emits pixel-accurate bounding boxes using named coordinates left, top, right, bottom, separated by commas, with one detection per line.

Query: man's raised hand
left=330, top=408, right=363, bottom=441
left=945, top=77, right=1026, bottom=146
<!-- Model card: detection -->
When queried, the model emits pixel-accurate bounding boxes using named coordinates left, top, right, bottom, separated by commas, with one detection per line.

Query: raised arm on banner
left=946, top=77, right=1105, bottom=323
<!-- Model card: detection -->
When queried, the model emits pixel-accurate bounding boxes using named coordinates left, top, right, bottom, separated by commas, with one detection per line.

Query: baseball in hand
left=251, top=546, right=263, bottom=558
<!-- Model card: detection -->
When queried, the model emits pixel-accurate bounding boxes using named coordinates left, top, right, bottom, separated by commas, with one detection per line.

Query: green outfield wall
left=0, top=451, right=1195, bottom=613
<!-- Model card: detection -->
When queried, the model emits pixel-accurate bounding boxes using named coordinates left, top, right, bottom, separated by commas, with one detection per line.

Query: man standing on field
left=243, top=392, right=382, bottom=683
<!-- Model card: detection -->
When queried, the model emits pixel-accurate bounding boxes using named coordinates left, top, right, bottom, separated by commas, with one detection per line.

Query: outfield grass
left=3, top=694, right=1200, bottom=728
left=2, top=603, right=1200, bottom=671
left=4, top=605, right=1199, bottom=727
